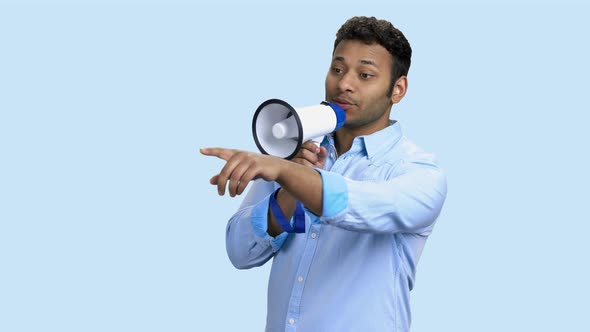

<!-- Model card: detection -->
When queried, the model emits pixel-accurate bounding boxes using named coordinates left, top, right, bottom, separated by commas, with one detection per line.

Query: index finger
left=200, top=147, right=236, bottom=161
left=301, top=141, right=321, bottom=153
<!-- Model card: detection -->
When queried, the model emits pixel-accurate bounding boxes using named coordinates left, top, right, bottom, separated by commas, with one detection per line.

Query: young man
left=201, top=16, right=447, bottom=332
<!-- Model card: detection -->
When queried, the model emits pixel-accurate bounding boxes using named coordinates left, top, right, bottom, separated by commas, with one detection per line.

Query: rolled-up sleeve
left=315, top=162, right=447, bottom=235
left=249, top=194, right=289, bottom=251
left=314, top=168, right=348, bottom=219
left=225, top=180, right=288, bottom=269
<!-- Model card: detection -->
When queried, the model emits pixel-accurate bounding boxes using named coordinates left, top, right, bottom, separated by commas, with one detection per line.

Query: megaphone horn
left=252, top=98, right=346, bottom=159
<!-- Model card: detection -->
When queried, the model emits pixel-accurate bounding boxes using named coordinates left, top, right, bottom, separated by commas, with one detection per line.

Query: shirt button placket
left=286, top=226, right=319, bottom=331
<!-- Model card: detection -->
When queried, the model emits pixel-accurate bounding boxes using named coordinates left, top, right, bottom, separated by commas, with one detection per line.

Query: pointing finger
left=209, top=174, right=219, bottom=185
left=200, top=147, right=236, bottom=161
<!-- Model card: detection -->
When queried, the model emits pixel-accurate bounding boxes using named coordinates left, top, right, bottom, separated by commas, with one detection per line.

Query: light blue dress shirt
left=226, top=121, right=447, bottom=332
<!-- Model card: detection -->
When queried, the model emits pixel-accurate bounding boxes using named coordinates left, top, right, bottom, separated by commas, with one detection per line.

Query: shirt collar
left=355, top=120, right=403, bottom=159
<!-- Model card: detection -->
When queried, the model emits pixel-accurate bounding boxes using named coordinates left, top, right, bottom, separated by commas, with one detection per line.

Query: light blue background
left=1, top=1, right=589, bottom=331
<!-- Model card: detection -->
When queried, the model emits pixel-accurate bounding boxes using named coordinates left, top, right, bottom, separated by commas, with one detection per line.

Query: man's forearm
left=277, top=164, right=322, bottom=216
left=276, top=160, right=323, bottom=216
left=267, top=189, right=296, bottom=237
left=200, top=147, right=324, bottom=235
left=267, top=161, right=324, bottom=236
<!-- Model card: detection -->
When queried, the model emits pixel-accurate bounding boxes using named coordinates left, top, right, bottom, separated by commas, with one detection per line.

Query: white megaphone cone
left=252, top=98, right=346, bottom=159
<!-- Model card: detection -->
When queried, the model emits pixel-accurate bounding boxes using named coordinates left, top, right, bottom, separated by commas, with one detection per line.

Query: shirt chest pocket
left=351, top=159, right=405, bottom=182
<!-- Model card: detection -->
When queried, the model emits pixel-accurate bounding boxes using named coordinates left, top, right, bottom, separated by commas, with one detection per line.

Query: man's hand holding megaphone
left=291, top=140, right=328, bottom=169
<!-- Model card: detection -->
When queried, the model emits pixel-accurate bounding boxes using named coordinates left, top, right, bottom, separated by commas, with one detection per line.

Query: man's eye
left=332, top=67, right=343, bottom=74
left=360, top=73, right=373, bottom=79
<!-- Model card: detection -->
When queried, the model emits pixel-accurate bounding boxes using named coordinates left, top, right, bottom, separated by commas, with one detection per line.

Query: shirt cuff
left=250, top=191, right=288, bottom=251
left=314, top=168, right=348, bottom=221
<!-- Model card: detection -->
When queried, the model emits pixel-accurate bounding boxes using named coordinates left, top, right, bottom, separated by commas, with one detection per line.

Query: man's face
left=325, top=40, right=395, bottom=133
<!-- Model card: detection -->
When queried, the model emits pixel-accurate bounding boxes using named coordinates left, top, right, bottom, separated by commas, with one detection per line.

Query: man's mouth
left=333, top=98, right=355, bottom=110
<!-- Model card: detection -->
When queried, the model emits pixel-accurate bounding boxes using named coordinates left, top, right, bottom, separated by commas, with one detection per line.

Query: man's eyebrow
left=360, top=59, right=379, bottom=68
left=332, top=56, right=379, bottom=68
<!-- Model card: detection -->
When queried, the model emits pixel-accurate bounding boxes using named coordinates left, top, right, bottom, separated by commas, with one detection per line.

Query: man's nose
left=337, top=72, right=355, bottom=92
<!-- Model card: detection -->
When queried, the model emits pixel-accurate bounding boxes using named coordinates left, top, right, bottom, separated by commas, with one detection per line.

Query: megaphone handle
left=309, top=136, right=324, bottom=147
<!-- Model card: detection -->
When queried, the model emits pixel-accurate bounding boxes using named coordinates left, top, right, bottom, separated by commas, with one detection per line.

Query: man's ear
left=390, top=76, right=408, bottom=104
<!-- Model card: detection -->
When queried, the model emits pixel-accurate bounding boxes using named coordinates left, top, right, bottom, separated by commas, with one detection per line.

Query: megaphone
left=252, top=98, right=346, bottom=159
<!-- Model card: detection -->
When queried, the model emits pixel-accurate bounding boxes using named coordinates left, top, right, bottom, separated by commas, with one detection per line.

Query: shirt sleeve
left=225, top=179, right=288, bottom=269
left=316, top=160, right=447, bottom=235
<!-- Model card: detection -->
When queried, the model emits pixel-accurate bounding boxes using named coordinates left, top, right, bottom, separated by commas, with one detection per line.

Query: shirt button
left=311, top=233, right=317, bottom=239
left=289, top=318, right=295, bottom=325
left=297, top=276, right=303, bottom=282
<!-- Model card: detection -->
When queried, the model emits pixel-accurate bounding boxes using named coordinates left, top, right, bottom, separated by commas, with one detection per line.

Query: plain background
left=1, top=0, right=589, bottom=331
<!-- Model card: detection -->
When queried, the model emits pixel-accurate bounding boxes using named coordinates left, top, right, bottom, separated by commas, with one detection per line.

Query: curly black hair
left=334, top=16, right=412, bottom=96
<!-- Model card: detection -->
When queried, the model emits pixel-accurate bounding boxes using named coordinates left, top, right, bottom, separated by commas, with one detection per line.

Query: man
left=201, top=16, right=447, bottom=332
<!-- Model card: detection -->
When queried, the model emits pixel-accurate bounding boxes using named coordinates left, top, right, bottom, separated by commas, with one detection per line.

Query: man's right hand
left=292, top=141, right=328, bottom=169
